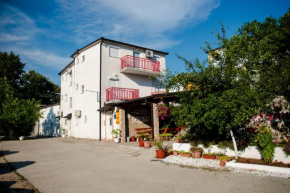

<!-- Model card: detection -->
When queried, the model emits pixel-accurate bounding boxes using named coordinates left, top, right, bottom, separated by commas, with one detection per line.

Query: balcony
left=106, top=87, right=139, bottom=102
left=120, top=55, right=161, bottom=76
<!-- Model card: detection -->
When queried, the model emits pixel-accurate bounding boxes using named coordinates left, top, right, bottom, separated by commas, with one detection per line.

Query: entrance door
left=105, top=112, right=113, bottom=139
left=133, top=52, right=140, bottom=68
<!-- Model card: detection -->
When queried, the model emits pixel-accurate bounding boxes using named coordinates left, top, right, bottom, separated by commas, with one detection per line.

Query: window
left=65, top=119, right=67, bottom=126
left=81, top=85, right=84, bottom=93
left=82, top=55, right=85, bottom=62
left=84, top=115, right=87, bottom=123
left=109, top=47, right=119, bottom=58
left=65, top=94, right=67, bottom=102
left=69, top=97, right=72, bottom=108
left=76, top=83, right=78, bottom=90
left=77, top=58, right=79, bottom=64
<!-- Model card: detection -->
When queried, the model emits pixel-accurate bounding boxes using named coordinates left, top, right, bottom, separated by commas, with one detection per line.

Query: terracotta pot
left=220, top=161, right=226, bottom=167
left=151, top=142, right=155, bottom=147
left=167, top=152, right=173, bottom=156
left=144, top=141, right=151, bottom=148
left=174, top=138, right=181, bottom=143
left=180, top=153, right=191, bottom=158
left=139, top=140, right=144, bottom=147
left=194, top=150, right=201, bottom=158
left=222, top=159, right=229, bottom=163
left=131, top=137, right=136, bottom=142
left=156, top=150, right=166, bottom=159
left=173, top=151, right=179, bottom=156
left=202, top=154, right=216, bottom=160
left=215, top=155, right=220, bottom=160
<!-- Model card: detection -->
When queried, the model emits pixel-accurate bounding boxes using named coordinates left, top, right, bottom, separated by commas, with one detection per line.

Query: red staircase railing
left=121, top=55, right=160, bottom=72
left=106, top=87, right=139, bottom=101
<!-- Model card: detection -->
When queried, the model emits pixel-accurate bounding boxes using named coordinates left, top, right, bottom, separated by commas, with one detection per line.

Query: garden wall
left=173, top=143, right=290, bottom=163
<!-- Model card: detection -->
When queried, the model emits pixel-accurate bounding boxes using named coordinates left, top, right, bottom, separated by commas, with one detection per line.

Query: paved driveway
left=2, top=138, right=290, bottom=193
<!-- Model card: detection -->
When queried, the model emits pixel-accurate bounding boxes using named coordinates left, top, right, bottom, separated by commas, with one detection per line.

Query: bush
left=257, top=126, right=275, bottom=163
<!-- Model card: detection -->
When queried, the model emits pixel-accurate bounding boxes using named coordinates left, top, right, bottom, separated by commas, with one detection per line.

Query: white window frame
left=109, top=46, right=120, bottom=58
left=69, top=97, right=72, bottom=109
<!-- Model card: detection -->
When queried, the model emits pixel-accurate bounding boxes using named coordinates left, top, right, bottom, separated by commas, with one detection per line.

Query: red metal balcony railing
left=106, top=87, right=139, bottom=101
left=121, top=55, right=160, bottom=72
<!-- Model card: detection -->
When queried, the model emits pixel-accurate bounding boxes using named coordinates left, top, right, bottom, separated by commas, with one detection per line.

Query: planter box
left=203, top=154, right=216, bottom=160
left=180, top=153, right=191, bottom=158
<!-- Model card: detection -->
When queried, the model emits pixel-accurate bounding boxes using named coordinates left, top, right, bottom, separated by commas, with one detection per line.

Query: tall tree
left=21, top=70, right=60, bottom=104
left=0, top=51, right=25, bottom=95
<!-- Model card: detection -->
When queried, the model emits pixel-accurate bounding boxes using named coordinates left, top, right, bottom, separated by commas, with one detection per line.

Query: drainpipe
left=99, top=38, right=103, bottom=141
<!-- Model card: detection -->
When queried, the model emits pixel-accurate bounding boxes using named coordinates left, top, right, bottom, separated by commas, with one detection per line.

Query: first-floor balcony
left=120, top=55, right=161, bottom=76
left=106, top=87, right=139, bottom=102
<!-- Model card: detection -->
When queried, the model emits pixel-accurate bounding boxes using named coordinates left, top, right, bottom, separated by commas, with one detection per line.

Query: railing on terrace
left=121, top=55, right=160, bottom=72
left=106, top=87, right=139, bottom=101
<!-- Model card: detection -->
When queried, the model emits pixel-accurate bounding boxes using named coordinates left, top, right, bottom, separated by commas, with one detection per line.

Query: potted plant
left=126, top=136, right=130, bottom=142
left=143, top=134, right=151, bottom=148
left=179, top=150, right=191, bottom=158
left=155, top=140, right=167, bottom=159
left=190, top=147, right=202, bottom=158
left=19, top=136, right=25, bottom=140
left=220, top=156, right=229, bottom=167
left=167, top=150, right=174, bottom=156
left=156, top=134, right=162, bottom=141
left=214, top=153, right=225, bottom=161
left=173, top=150, right=179, bottom=156
left=61, top=128, right=66, bottom=138
left=131, top=135, right=136, bottom=142
left=165, top=133, right=173, bottom=140
left=151, top=141, right=156, bottom=147
left=174, top=134, right=182, bottom=143
left=111, top=129, right=121, bottom=143
left=202, top=153, right=216, bottom=160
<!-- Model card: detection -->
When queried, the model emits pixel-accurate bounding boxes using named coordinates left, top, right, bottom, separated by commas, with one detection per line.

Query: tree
left=0, top=78, right=41, bottom=139
left=0, top=51, right=25, bottom=95
left=166, top=9, right=290, bottom=149
left=22, top=70, right=60, bottom=104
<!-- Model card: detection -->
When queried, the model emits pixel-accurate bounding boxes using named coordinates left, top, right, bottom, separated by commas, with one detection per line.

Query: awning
left=97, top=105, right=113, bottom=112
left=63, top=113, right=72, bottom=119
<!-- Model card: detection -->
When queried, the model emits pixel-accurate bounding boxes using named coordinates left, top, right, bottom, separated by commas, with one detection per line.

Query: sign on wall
left=116, top=110, right=119, bottom=124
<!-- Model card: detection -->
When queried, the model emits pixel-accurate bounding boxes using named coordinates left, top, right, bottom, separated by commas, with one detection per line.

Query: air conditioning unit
left=57, top=111, right=63, bottom=117
left=145, top=50, right=153, bottom=58
left=75, top=110, right=81, bottom=118
left=67, top=68, right=72, bottom=74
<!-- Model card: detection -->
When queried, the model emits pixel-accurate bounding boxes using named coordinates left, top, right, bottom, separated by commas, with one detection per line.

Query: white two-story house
left=59, top=37, right=168, bottom=140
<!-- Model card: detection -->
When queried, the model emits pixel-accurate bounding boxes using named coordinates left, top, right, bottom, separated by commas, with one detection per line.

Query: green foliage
left=22, top=70, right=60, bottom=104
left=111, top=129, right=121, bottom=136
left=257, top=126, right=275, bottom=163
left=220, top=156, right=229, bottom=160
left=178, top=150, right=191, bottom=154
left=283, top=142, right=290, bottom=156
left=154, top=140, right=165, bottom=150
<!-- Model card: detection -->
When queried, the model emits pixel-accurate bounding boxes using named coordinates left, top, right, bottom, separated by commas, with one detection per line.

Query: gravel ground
left=162, top=156, right=290, bottom=178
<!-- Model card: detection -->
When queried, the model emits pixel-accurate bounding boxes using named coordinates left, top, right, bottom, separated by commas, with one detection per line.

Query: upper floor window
left=77, top=58, right=79, bottom=64
left=109, top=47, right=119, bottom=58
left=82, top=55, right=85, bottom=62
left=81, top=85, right=85, bottom=93
left=69, top=97, right=72, bottom=109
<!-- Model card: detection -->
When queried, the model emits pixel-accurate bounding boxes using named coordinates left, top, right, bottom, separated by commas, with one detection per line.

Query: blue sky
left=1, top=0, right=289, bottom=85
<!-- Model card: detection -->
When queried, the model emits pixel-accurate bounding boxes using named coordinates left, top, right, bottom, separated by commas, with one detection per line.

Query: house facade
left=59, top=37, right=168, bottom=140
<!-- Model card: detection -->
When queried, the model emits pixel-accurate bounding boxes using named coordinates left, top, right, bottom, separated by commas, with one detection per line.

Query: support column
left=152, top=103, right=159, bottom=139
left=119, top=108, right=126, bottom=143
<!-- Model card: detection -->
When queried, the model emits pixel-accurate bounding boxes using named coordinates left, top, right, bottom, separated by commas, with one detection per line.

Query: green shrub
left=257, top=126, right=275, bottom=163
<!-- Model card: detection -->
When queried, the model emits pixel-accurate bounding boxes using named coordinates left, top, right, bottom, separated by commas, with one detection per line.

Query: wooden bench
left=135, top=128, right=152, bottom=138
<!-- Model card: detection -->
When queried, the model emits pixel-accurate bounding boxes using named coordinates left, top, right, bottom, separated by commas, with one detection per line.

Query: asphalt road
left=2, top=138, right=290, bottom=193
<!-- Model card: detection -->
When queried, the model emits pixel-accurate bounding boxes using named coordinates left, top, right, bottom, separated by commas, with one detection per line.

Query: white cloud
left=56, top=0, right=220, bottom=49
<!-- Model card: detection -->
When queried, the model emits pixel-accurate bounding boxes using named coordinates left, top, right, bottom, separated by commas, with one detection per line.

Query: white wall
left=38, top=104, right=60, bottom=136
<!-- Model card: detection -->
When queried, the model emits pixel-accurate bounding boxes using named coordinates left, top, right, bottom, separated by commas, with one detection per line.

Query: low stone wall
left=173, top=143, right=290, bottom=163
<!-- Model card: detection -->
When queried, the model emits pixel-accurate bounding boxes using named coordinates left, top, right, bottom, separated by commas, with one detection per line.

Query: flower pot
left=144, top=141, right=151, bottom=148
left=174, top=138, right=181, bottom=143
left=126, top=137, right=130, bottom=142
left=114, top=138, right=120, bottom=143
left=202, top=154, right=216, bottom=160
left=180, top=153, right=191, bottom=158
left=139, top=139, right=144, bottom=147
left=215, top=155, right=220, bottom=160
left=151, top=141, right=155, bottom=147
left=19, top=136, right=24, bottom=141
left=131, top=137, right=136, bottom=142
left=167, top=152, right=173, bottom=156
left=194, top=150, right=202, bottom=158
left=156, top=150, right=166, bottom=159
left=173, top=151, right=179, bottom=156
left=220, top=161, right=226, bottom=167
left=61, top=134, right=65, bottom=138
left=222, top=159, right=229, bottom=163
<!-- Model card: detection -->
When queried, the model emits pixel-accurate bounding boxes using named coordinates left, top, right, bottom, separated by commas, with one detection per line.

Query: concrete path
left=2, top=138, right=290, bottom=193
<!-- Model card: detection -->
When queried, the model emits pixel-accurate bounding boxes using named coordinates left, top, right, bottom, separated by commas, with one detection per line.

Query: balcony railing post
left=121, top=55, right=160, bottom=72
